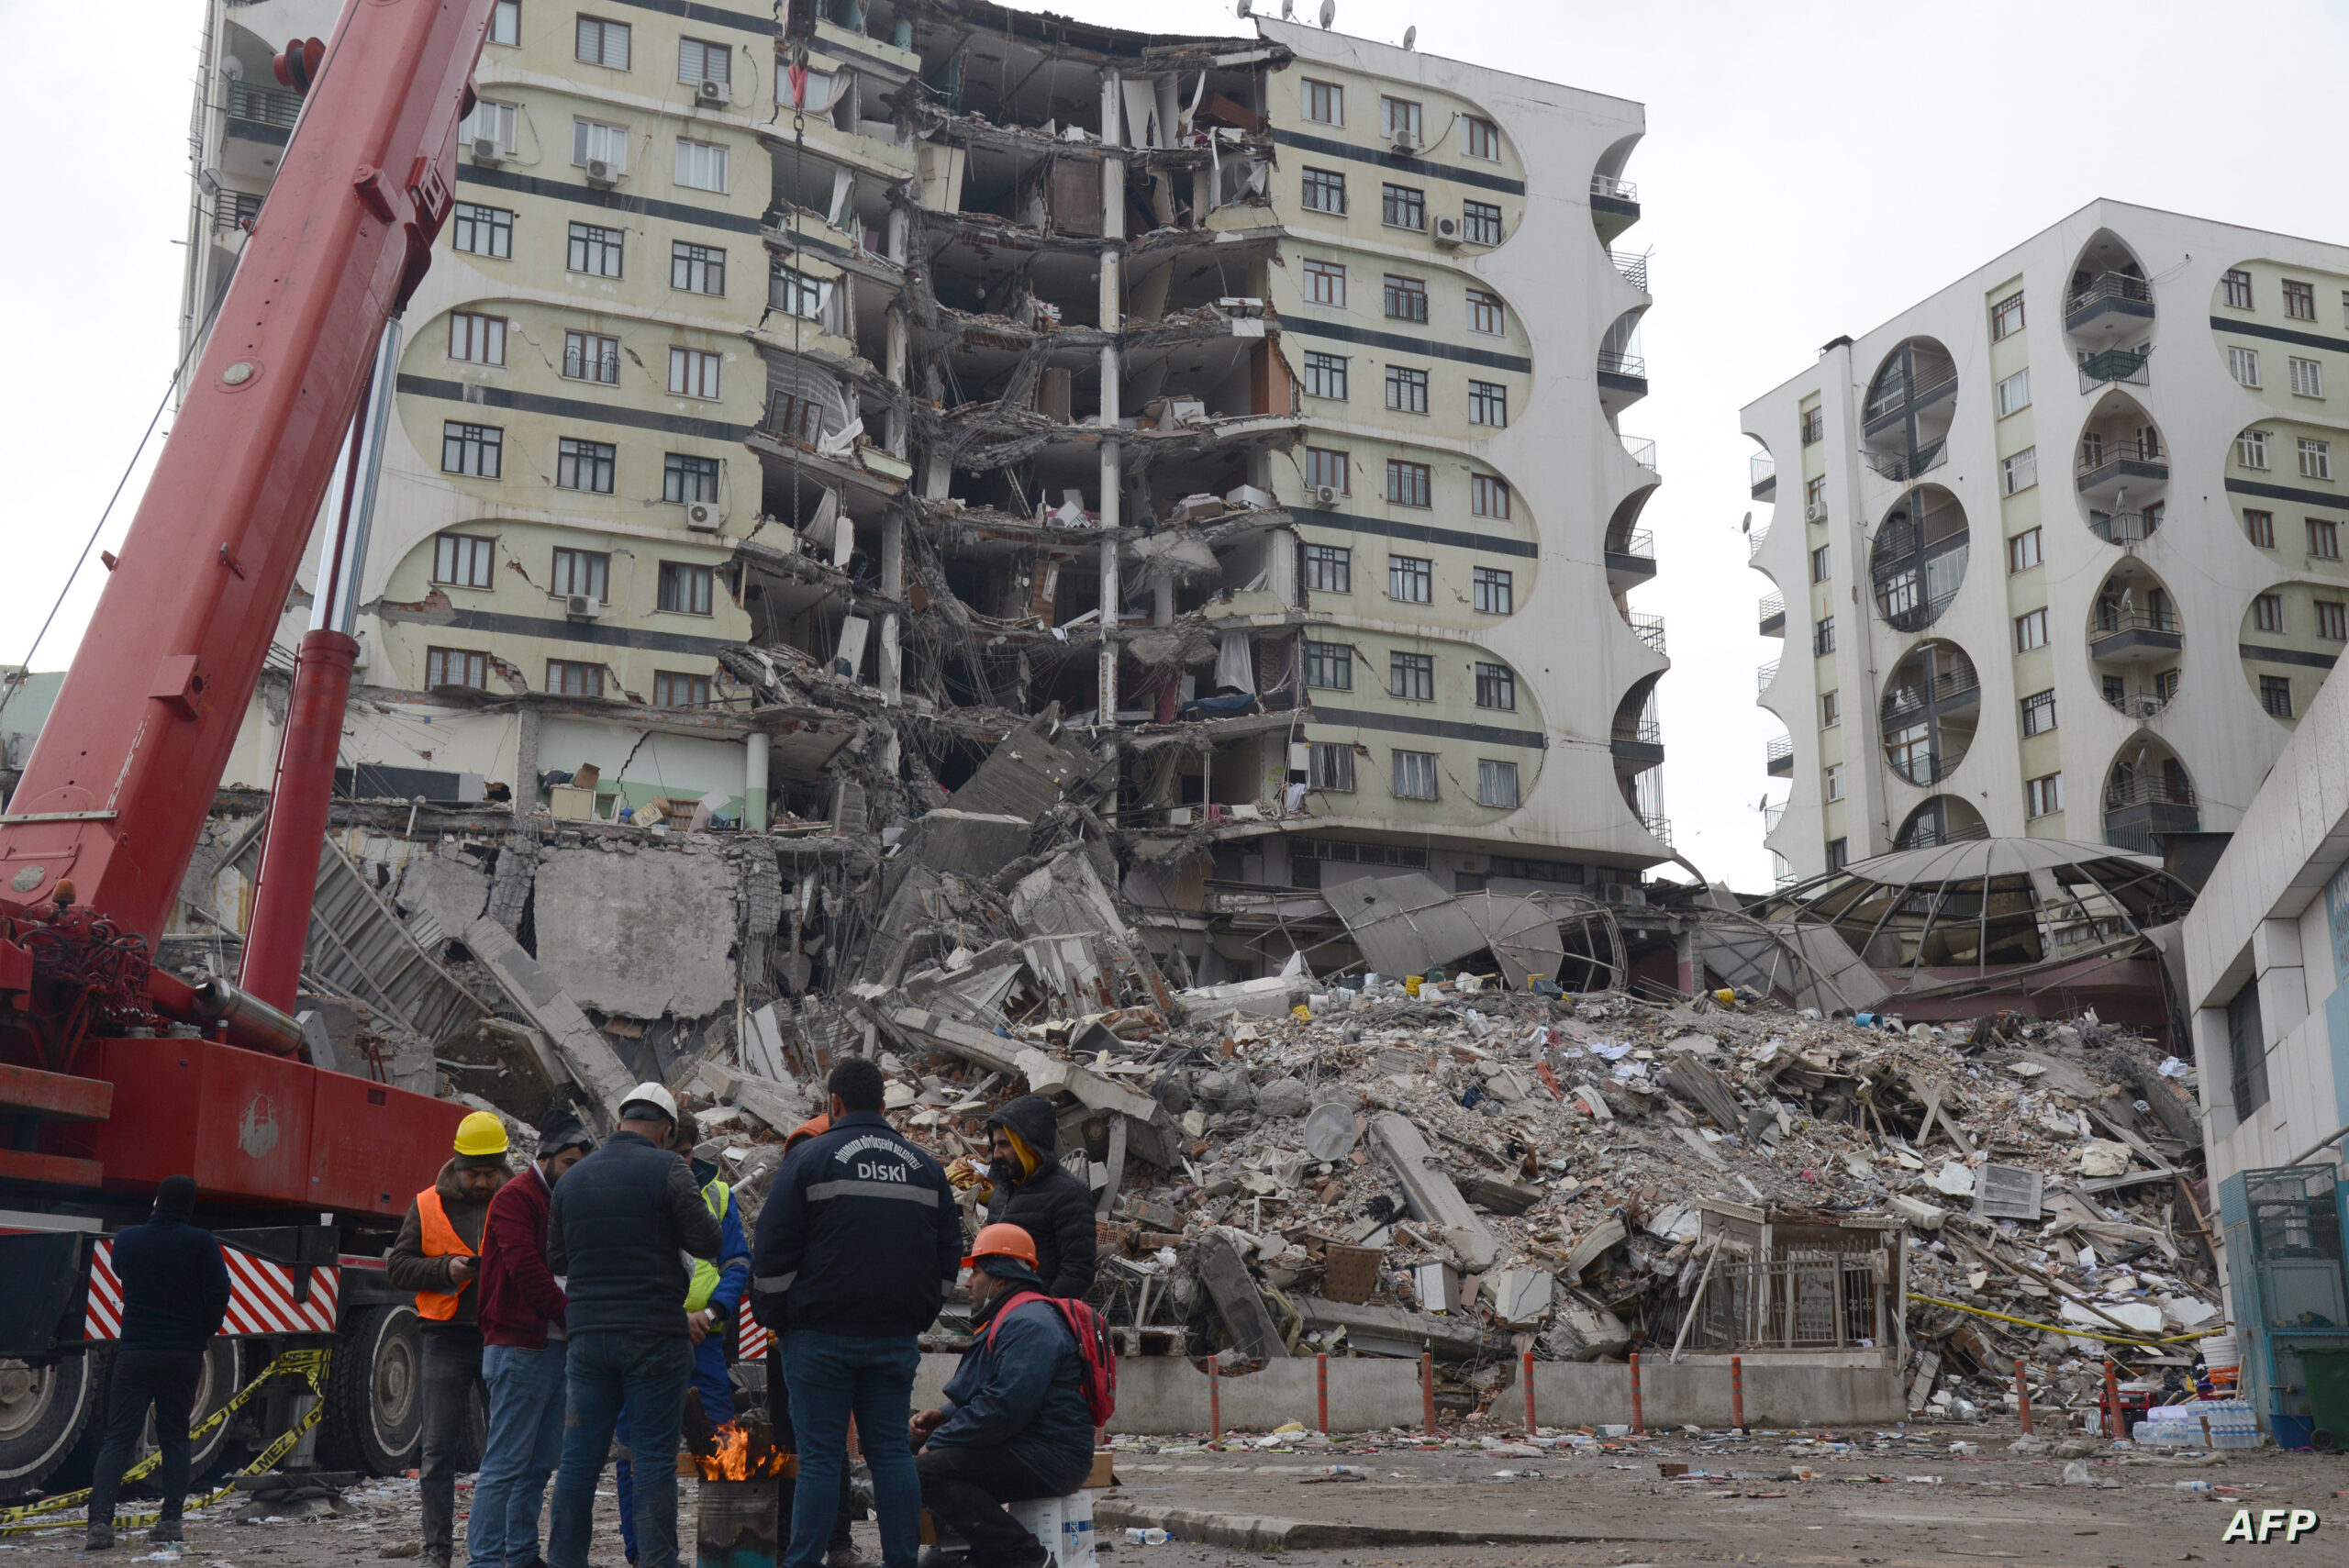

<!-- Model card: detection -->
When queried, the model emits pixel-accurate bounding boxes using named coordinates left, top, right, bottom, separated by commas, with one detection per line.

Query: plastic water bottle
left=1124, top=1529, right=1170, bottom=1546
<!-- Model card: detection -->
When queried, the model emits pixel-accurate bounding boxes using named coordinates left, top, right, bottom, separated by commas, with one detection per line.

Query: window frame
left=1810, top=543, right=1831, bottom=583
left=2001, top=447, right=2037, bottom=495
left=1463, top=116, right=1500, bottom=161
left=1386, top=459, right=1432, bottom=508
left=1305, top=447, right=1349, bottom=493
left=1800, top=407, right=1825, bottom=446
left=2318, top=599, right=2347, bottom=640
left=1472, top=565, right=1512, bottom=616
left=488, top=0, right=520, bottom=46
left=2292, top=355, right=2325, bottom=399
left=1303, top=258, right=1346, bottom=307
left=574, top=14, right=630, bottom=70
left=2230, top=344, right=2262, bottom=387
left=1380, top=183, right=1427, bottom=231
left=1820, top=690, right=1841, bottom=728
left=1461, top=200, right=1502, bottom=246
left=555, top=436, right=617, bottom=494
left=2285, top=279, right=2317, bottom=320
left=2300, top=437, right=2333, bottom=481
left=1988, top=292, right=2025, bottom=340
left=2021, top=688, right=2056, bottom=736
left=1474, top=662, right=1516, bottom=711
left=2245, top=508, right=2277, bottom=548
left=2008, top=528, right=2043, bottom=573
left=662, top=452, right=720, bottom=504
left=440, top=421, right=503, bottom=479
left=1301, top=78, right=1343, bottom=126
left=426, top=647, right=490, bottom=691
left=1389, top=651, right=1435, bottom=701
left=562, top=329, right=620, bottom=384
left=566, top=220, right=624, bottom=277
left=2026, top=773, right=2063, bottom=818
left=570, top=117, right=629, bottom=172
left=1391, top=749, right=1439, bottom=801
left=545, top=658, right=606, bottom=699
left=451, top=202, right=514, bottom=259
left=432, top=533, right=496, bottom=589
left=1302, top=542, right=1352, bottom=594
left=1465, top=287, right=1504, bottom=336
left=671, top=240, right=726, bottom=295
left=2262, top=673, right=2295, bottom=717
left=549, top=546, right=610, bottom=602
left=2015, top=607, right=2049, bottom=651
left=2254, top=593, right=2285, bottom=633
left=1385, top=364, right=1430, bottom=415
left=1813, top=616, right=1835, bottom=656
left=1994, top=367, right=2031, bottom=417
left=677, top=36, right=730, bottom=87
left=2310, top=517, right=2342, bottom=561
left=668, top=345, right=723, bottom=401
left=461, top=98, right=519, bottom=156
left=2239, top=428, right=2272, bottom=470
left=1382, top=272, right=1429, bottom=322
left=1387, top=554, right=1432, bottom=604
left=1308, top=740, right=1355, bottom=793
left=674, top=137, right=730, bottom=194
left=2223, top=269, right=2254, bottom=310
left=448, top=311, right=507, bottom=366
left=1303, top=639, right=1353, bottom=691
left=1470, top=474, right=1508, bottom=518
left=656, top=561, right=716, bottom=617
left=1301, top=350, right=1348, bottom=401
left=1379, top=95, right=1423, bottom=142
left=1467, top=379, right=1508, bottom=428
left=1299, top=167, right=1346, bottom=214
left=1824, top=762, right=1844, bottom=802
left=653, top=670, right=713, bottom=709
left=1475, top=758, right=1519, bottom=808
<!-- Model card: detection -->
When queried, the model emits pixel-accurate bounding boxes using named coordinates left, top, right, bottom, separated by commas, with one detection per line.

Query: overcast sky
left=6, top=0, right=2347, bottom=891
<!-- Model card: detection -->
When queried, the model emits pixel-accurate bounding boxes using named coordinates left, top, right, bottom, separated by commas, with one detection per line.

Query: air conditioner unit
left=1432, top=215, right=1462, bottom=248
left=1805, top=502, right=1828, bottom=524
left=1166, top=806, right=1196, bottom=827
left=684, top=498, right=723, bottom=531
left=696, top=78, right=727, bottom=106
left=1389, top=131, right=1419, bottom=156
left=1604, top=882, right=1647, bottom=907
left=2134, top=695, right=2165, bottom=719
left=584, top=158, right=618, bottom=187
left=564, top=594, right=603, bottom=619
left=471, top=137, right=503, bottom=163
left=1310, top=484, right=1340, bottom=507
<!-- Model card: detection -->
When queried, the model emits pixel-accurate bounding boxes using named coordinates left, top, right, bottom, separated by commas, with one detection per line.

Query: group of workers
left=83, top=1061, right=1103, bottom=1568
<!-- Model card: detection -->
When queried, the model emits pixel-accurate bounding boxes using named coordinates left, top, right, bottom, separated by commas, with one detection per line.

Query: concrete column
left=1675, top=927, right=1698, bottom=996
left=743, top=735, right=770, bottom=834
left=514, top=706, right=540, bottom=813
left=2192, top=1004, right=2240, bottom=1136
left=1097, top=70, right=1126, bottom=728
left=879, top=512, right=905, bottom=705
left=2254, top=917, right=2310, bottom=1040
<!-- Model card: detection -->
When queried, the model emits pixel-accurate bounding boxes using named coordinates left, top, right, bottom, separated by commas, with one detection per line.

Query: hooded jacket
left=388, top=1157, right=511, bottom=1331
left=751, top=1109, right=961, bottom=1339
left=982, top=1096, right=1097, bottom=1299
left=110, top=1212, right=232, bottom=1353
left=928, top=1265, right=1096, bottom=1490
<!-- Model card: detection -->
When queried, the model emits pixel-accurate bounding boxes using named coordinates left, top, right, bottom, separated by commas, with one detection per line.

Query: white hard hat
left=619, top=1082, right=679, bottom=1124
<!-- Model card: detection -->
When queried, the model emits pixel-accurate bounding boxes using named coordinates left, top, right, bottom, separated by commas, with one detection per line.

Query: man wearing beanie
left=390, top=1111, right=515, bottom=1568
left=472, top=1105, right=595, bottom=1568
left=85, top=1175, right=231, bottom=1551
left=950, top=1095, right=1095, bottom=1299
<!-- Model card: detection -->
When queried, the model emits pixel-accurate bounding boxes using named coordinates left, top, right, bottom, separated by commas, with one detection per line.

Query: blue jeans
left=617, top=1337, right=734, bottom=1562
left=546, top=1332, right=694, bottom=1568
left=469, top=1342, right=569, bottom=1568
left=782, top=1331, right=920, bottom=1568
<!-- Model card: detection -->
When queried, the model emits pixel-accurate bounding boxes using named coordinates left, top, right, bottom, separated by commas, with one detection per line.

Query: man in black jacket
left=85, top=1175, right=231, bottom=1551
left=752, top=1059, right=961, bottom=1568
left=970, top=1096, right=1096, bottom=1299
left=542, top=1084, right=722, bottom=1568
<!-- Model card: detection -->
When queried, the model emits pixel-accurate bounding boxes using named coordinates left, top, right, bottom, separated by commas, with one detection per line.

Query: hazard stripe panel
left=83, top=1240, right=339, bottom=1340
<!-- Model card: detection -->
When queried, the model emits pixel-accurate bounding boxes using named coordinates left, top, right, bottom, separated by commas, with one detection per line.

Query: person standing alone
left=83, top=1174, right=231, bottom=1551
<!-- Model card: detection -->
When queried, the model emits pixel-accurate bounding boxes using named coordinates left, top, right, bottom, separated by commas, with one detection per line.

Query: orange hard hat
left=784, top=1114, right=829, bottom=1152
left=962, top=1221, right=1039, bottom=1270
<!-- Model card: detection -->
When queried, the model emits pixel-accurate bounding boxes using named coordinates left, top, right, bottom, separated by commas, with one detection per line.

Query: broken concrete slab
left=531, top=846, right=738, bottom=1018
left=1367, top=1112, right=1500, bottom=1273
left=1454, top=1171, right=1543, bottom=1216
left=1193, top=1230, right=1287, bottom=1360
left=1662, top=1054, right=1742, bottom=1131
left=462, top=915, right=638, bottom=1124
left=1291, top=1293, right=1509, bottom=1360
left=699, top=1060, right=813, bottom=1134
left=431, top=1017, right=563, bottom=1122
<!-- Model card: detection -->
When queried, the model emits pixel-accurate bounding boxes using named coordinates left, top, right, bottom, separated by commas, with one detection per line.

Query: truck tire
left=0, top=1349, right=104, bottom=1500
left=320, top=1307, right=423, bottom=1476
left=139, top=1340, right=242, bottom=1485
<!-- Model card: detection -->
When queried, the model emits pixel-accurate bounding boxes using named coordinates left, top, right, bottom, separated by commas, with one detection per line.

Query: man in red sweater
left=471, top=1106, right=594, bottom=1568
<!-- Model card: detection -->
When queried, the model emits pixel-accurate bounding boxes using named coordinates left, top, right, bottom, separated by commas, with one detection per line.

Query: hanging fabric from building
left=1215, top=630, right=1255, bottom=695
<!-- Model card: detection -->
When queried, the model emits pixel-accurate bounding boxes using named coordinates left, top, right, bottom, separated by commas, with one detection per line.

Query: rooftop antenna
left=1319, top=0, right=1335, bottom=28
left=1402, top=25, right=1417, bottom=48
left=1741, top=509, right=1753, bottom=535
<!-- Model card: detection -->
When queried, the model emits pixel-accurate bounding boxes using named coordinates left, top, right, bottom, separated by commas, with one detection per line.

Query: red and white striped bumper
left=84, top=1240, right=340, bottom=1339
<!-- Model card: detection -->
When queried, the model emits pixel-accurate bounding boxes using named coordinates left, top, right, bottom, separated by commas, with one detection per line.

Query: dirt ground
left=7, top=1418, right=2346, bottom=1568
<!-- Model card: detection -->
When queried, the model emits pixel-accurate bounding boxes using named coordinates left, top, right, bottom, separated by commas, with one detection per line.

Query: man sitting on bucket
left=907, top=1225, right=1097, bottom=1568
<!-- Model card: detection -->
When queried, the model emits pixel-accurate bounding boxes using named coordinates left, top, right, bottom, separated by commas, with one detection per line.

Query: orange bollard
left=1317, top=1352, right=1330, bottom=1435
left=1209, top=1359, right=1221, bottom=1449
left=2104, top=1360, right=2121, bottom=1440
left=2015, top=1359, right=2032, bottom=1435
left=1522, top=1350, right=1538, bottom=1437
left=1421, top=1351, right=1437, bottom=1437
left=1730, top=1356, right=1745, bottom=1432
left=1629, top=1351, right=1643, bottom=1436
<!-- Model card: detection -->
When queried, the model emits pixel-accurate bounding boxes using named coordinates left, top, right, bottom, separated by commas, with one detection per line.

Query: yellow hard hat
left=453, top=1111, right=510, bottom=1158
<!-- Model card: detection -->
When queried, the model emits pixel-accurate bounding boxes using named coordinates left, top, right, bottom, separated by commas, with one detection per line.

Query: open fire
left=695, top=1420, right=795, bottom=1481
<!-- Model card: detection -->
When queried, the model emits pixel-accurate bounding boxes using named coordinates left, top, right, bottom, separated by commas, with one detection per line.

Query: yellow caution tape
left=2, top=1347, right=333, bottom=1533
left=1907, top=1292, right=2211, bottom=1350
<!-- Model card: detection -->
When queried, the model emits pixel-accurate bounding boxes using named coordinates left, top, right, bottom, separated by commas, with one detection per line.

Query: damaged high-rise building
left=174, top=0, right=1666, bottom=1000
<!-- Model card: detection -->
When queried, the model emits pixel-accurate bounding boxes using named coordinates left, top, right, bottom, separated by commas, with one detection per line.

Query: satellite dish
left=220, top=55, right=244, bottom=80
left=1237, top=0, right=1251, bottom=13
left=1741, top=509, right=1753, bottom=534
left=1281, top=0, right=1295, bottom=15
left=1403, top=25, right=1417, bottom=48
left=1319, top=0, right=1335, bottom=28
left=1303, top=1102, right=1359, bottom=1162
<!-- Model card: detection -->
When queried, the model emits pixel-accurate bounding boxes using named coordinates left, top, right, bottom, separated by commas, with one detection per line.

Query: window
left=2155, top=667, right=2180, bottom=701
left=2026, top=773, right=2063, bottom=818
left=678, top=36, right=729, bottom=87
left=1306, top=447, right=1349, bottom=493
left=1390, top=651, right=1434, bottom=700
left=674, top=139, right=729, bottom=193
left=489, top=0, right=520, bottom=45
left=567, top=221, right=623, bottom=277
left=654, top=671, right=711, bottom=708
left=1466, top=287, right=1504, bottom=335
left=562, top=330, right=619, bottom=384
left=556, top=437, right=616, bottom=494
left=1813, top=616, right=1835, bottom=655
left=2262, top=674, right=2294, bottom=717
left=1820, top=689, right=1840, bottom=728
left=440, top=421, right=503, bottom=478
left=2302, top=438, right=2333, bottom=480
left=460, top=98, right=518, bottom=155
left=1475, top=662, right=1516, bottom=710
left=575, top=14, right=629, bottom=68
left=1386, top=460, right=1431, bottom=507
left=2014, top=607, right=2048, bottom=651
left=1308, top=741, right=1354, bottom=792
left=663, top=452, right=719, bottom=504
left=550, top=547, right=608, bottom=601
left=1300, top=168, right=1346, bottom=214
left=1387, top=555, right=1431, bottom=603
left=2021, top=689, right=2056, bottom=735
left=2245, top=508, right=2277, bottom=548
left=1824, top=763, right=1844, bottom=802
left=1462, top=200, right=1502, bottom=246
left=1473, top=565, right=1512, bottom=615
left=546, top=659, right=604, bottom=698
left=1304, top=259, right=1345, bottom=306
left=1380, top=96, right=1422, bottom=142
left=1470, top=474, right=1508, bottom=518
left=2321, top=600, right=2349, bottom=640
left=451, top=202, right=513, bottom=259
left=1476, top=760, right=1519, bottom=808
left=2286, top=279, right=2317, bottom=320
left=2007, top=528, right=2042, bottom=573
left=1383, top=273, right=1428, bottom=322
left=448, top=311, right=506, bottom=366
left=571, top=117, right=629, bottom=171
left=2227, top=977, right=2270, bottom=1118
left=2254, top=593, right=2285, bottom=632
left=1302, top=543, right=1351, bottom=593
left=1805, top=473, right=1826, bottom=511
left=2223, top=269, right=2254, bottom=310
left=2311, top=518, right=2342, bottom=560
left=1800, top=407, right=1824, bottom=445
left=426, top=648, right=489, bottom=690
left=1809, top=544, right=1831, bottom=583
left=1304, top=640, right=1353, bottom=691
left=1302, top=78, right=1342, bottom=124
left=1826, top=838, right=1849, bottom=872
left=2001, top=447, right=2037, bottom=495
left=1391, top=750, right=1439, bottom=800
left=2293, top=356, right=2326, bottom=398
left=657, top=562, right=714, bottom=616
left=2238, top=428, right=2271, bottom=469
left=672, top=241, right=726, bottom=295
left=1381, top=183, right=1426, bottom=229
left=1989, top=292, right=2025, bottom=340
left=1385, top=364, right=1429, bottom=413
left=668, top=347, right=722, bottom=400
left=1994, top=368, right=2031, bottom=417
left=770, top=266, right=829, bottom=319
left=1465, top=380, right=1508, bottom=428
left=2101, top=673, right=2125, bottom=707
left=2230, top=345, right=2262, bottom=387
left=1464, top=116, right=1499, bottom=161
left=433, top=534, right=495, bottom=588
left=1302, top=350, right=1348, bottom=400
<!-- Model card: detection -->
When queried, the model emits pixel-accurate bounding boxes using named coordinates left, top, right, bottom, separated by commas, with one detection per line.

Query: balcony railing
left=2077, top=346, right=2152, bottom=390
left=1879, top=661, right=1982, bottom=727
left=1613, top=714, right=1663, bottom=746
left=1899, top=817, right=1990, bottom=849
left=1638, top=810, right=1673, bottom=845
left=1863, top=440, right=1946, bottom=482
left=211, top=189, right=263, bottom=233
left=1622, top=436, right=1658, bottom=471
left=2105, top=773, right=2197, bottom=811
left=2092, top=605, right=2181, bottom=638
left=2076, top=434, right=2163, bottom=475
left=227, top=82, right=303, bottom=128
left=1608, top=528, right=1655, bottom=561
left=1591, top=173, right=1639, bottom=203
left=1863, top=359, right=1958, bottom=424
left=2090, top=510, right=2158, bottom=547
left=1757, top=658, right=1780, bottom=692
left=1628, top=610, right=1667, bottom=654
left=1762, top=800, right=1787, bottom=834
left=2066, top=272, right=2154, bottom=317
left=1747, top=524, right=1771, bottom=562
left=1759, top=591, right=1786, bottom=632
left=1610, top=250, right=1650, bottom=291
left=2102, top=684, right=2177, bottom=719
left=1598, top=350, right=1648, bottom=380
left=1765, top=735, right=1793, bottom=764
left=1751, top=451, right=1776, bottom=487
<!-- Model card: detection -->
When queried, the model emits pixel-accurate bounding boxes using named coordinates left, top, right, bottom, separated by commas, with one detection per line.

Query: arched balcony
left=2102, top=737, right=2199, bottom=855
left=1860, top=338, right=1956, bottom=483
left=1880, top=639, right=1979, bottom=785
left=2065, top=228, right=2155, bottom=354
left=1895, top=795, right=1988, bottom=849
left=1870, top=485, right=1969, bottom=632
left=2087, top=560, right=2182, bottom=719
left=2077, top=391, right=2167, bottom=544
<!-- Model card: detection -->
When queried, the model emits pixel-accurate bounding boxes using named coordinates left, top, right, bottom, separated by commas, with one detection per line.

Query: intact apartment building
left=176, top=0, right=1668, bottom=976
left=1744, top=201, right=2349, bottom=885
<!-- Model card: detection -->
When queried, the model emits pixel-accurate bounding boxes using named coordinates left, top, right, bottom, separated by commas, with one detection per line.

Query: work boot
left=83, top=1522, right=115, bottom=1552
left=826, top=1550, right=876, bottom=1568
left=147, top=1519, right=184, bottom=1546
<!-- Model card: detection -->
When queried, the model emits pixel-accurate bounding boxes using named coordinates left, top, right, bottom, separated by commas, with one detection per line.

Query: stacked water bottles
left=2132, top=1399, right=2260, bottom=1448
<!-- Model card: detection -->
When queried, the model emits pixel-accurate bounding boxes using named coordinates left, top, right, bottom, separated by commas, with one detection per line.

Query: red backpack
left=987, top=1291, right=1118, bottom=1428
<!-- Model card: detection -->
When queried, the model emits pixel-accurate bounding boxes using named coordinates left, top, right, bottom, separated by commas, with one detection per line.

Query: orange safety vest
left=415, top=1188, right=475, bottom=1321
